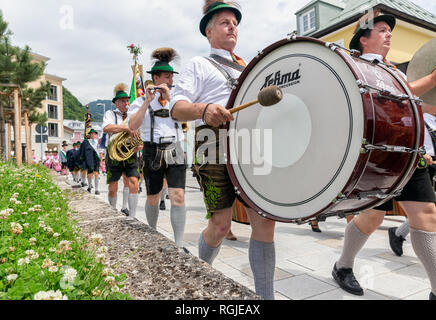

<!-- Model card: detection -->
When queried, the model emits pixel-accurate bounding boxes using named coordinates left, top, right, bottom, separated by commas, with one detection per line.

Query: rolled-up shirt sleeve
left=102, top=110, right=115, bottom=130
left=170, top=57, right=205, bottom=113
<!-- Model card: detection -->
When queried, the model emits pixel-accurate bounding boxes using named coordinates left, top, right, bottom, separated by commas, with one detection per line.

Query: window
left=300, top=8, right=316, bottom=34
left=48, top=85, right=58, bottom=101
left=48, top=123, right=58, bottom=137
left=47, top=104, right=58, bottom=119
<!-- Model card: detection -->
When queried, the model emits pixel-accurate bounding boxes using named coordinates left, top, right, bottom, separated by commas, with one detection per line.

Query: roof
left=295, top=0, right=346, bottom=15
left=45, top=73, right=67, bottom=82
left=309, top=0, right=436, bottom=37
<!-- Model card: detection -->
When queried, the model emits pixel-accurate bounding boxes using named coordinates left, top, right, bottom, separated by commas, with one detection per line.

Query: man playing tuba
left=103, top=83, right=140, bottom=218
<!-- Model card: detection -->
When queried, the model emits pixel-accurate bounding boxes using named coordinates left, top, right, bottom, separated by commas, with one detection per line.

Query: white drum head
left=228, top=40, right=364, bottom=220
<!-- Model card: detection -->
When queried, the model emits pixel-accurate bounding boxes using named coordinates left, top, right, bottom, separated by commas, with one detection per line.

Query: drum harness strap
left=204, top=54, right=244, bottom=89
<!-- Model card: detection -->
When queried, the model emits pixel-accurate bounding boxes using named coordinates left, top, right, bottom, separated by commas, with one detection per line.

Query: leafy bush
left=0, top=162, right=131, bottom=300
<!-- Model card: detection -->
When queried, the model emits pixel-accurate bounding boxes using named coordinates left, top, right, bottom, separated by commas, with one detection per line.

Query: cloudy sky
left=1, top=0, right=435, bottom=105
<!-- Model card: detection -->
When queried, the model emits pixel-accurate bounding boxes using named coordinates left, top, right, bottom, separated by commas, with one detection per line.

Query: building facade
left=295, top=0, right=436, bottom=65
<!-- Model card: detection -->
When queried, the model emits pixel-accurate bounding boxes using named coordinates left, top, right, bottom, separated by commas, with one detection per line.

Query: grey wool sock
left=410, top=228, right=436, bottom=295
left=170, top=205, right=186, bottom=247
left=108, top=196, right=117, bottom=208
left=396, top=219, right=410, bottom=239
left=336, top=220, right=369, bottom=269
left=198, top=231, right=221, bottom=265
left=94, top=177, right=99, bottom=192
left=87, top=176, right=93, bottom=188
left=249, top=239, right=276, bottom=300
left=145, top=203, right=159, bottom=229
left=122, top=187, right=129, bottom=210
left=128, top=194, right=138, bottom=218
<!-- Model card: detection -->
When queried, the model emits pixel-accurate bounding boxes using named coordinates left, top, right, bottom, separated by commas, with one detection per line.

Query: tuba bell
left=107, top=124, right=142, bottom=162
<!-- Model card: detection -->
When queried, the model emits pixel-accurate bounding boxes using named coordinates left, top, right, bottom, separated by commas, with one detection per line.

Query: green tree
left=0, top=11, right=46, bottom=160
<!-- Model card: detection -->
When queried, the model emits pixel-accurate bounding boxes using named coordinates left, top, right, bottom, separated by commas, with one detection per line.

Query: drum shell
left=225, top=37, right=423, bottom=223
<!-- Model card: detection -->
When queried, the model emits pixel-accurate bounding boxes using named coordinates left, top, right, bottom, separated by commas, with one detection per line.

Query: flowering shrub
left=0, top=163, right=131, bottom=300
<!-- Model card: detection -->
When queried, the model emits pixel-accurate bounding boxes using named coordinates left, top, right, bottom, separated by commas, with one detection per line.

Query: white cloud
left=0, top=0, right=435, bottom=104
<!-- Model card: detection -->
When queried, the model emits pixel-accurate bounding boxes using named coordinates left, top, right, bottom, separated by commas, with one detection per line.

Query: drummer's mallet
left=229, top=85, right=283, bottom=114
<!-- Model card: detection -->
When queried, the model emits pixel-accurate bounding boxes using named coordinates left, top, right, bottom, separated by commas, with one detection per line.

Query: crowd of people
left=42, top=1, right=436, bottom=300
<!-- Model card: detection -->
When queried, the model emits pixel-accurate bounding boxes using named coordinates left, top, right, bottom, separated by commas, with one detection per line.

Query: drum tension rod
left=361, top=141, right=426, bottom=155
left=356, top=80, right=421, bottom=103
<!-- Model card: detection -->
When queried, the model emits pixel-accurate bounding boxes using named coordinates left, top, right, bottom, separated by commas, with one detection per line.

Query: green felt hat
left=147, top=61, right=178, bottom=74
left=88, top=129, right=98, bottom=134
left=200, top=2, right=242, bottom=37
left=112, top=91, right=130, bottom=103
left=349, top=14, right=396, bottom=51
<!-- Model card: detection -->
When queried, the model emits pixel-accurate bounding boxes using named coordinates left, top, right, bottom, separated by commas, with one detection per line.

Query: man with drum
left=128, top=47, right=187, bottom=248
left=169, top=0, right=276, bottom=300
left=103, top=83, right=140, bottom=218
left=332, top=13, right=436, bottom=300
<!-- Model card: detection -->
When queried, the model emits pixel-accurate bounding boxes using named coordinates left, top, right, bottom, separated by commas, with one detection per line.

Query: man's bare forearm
left=171, top=100, right=206, bottom=121
left=103, top=124, right=130, bottom=134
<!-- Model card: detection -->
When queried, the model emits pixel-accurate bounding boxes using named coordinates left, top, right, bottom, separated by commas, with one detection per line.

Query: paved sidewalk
left=75, top=171, right=431, bottom=300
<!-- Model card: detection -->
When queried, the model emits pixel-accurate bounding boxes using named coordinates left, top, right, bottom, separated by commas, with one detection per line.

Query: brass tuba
left=107, top=124, right=142, bottom=162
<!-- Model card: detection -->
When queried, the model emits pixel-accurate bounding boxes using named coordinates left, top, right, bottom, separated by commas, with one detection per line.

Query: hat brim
left=112, top=95, right=130, bottom=103
left=349, top=14, right=396, bottom=51
left=200, top=5, right=242, bottom=37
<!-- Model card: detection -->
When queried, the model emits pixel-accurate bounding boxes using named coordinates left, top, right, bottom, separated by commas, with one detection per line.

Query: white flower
left=6, top=274, right=18, bottom=282
left=101, top=268, right=114, bottom=277
left=29, top=237, right=37, bottom=245
left=58, top=240, right=72, bottom=252
left=18, top=257, right=30, bottom=265
left=95, top=253, right=106, bottom=263
left=23, top=223, right=29, bottom=229
left=49, top=247, right=56, bottom=253
left=90, top=233, right=103, bottom=246
left=53, top=233, right=60, bottom=238
left=42, top=258, right=54, bottom=269
left=21, top=211, right=28, bottom=216
left=10, top=222, right=23, bottom=235
left=34, top=290, right=68, bottom=300
left=48, top=266, right=58, bottom=273
left=62, top=267, right=78, bottom=283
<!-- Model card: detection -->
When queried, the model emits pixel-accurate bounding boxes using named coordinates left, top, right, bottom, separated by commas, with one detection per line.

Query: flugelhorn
left=107, top=122, right=142, bottom=162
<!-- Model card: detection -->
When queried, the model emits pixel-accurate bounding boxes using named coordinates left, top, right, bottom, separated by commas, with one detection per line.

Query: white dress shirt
left=102, top=109, right=126, bottom=130
left=169, top=48, right=243, bottom=128
left=128, top=93, right=183, bottom=143
left=424, top=113, right=435, bottom=157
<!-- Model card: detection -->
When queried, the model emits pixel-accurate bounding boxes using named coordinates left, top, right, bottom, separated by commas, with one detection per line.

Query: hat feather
left=113, top=83, right=127, bottom=94
left=151, top=47, right=178, bottom=63
left=203, top=1, right=240, bottom=14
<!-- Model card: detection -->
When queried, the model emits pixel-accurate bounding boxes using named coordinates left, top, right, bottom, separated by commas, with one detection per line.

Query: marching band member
left=129, top=47, right=187, bottom=247
left=332, top=13, right=436, bottom=300
left=77, top=129, right=101, bottom=195
left=103, top=84, right=140, bottom=218
left=169, top=1, right=277, bottom=299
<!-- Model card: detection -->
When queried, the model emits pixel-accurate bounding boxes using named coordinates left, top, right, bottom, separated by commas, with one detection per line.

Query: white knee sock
left=170, top=205, right=186, bottom=247
left=396, top=219, right=410, bottom=239
left=94, top=177, right=99, bottom=192
left=336, top=220, right=369, bottom=269
left=128, top=194, right=138, bottom=218
left=122, top=187, right=129, bottom=210
left=410, top=228, right=436, bottom=295
left=249, top=239, right=275, bottom=300
left=198, top=231, right=221, bottom=265
left=108, top=196, right=117, bottom=208
left=145, top=203, right=159, bottom=229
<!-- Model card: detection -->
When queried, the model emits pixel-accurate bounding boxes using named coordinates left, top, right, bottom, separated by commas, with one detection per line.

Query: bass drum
left=226, top=36, right=423, bottom=223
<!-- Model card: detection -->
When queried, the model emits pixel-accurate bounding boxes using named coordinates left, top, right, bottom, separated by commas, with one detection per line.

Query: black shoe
left=430, top=292, right=436, bottom=300
left=332, top=263, right=364, bottom=296
left=159, top=200, right=166, bottom=210
left=310, top=221, right=322, bottom=233
left=95, top=191, right=100, bottom=195
left=138, top=186, right=142, bottom=193
left=121, top=208, right=129, bottom=216
left=87, top=187, right=91, bottom=193
left=388, top=227, right=405, bottom=257
left=166, top=194, right=170, bottom=200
